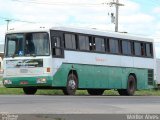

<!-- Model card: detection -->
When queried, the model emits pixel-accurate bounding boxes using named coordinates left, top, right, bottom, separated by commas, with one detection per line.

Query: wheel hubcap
left=68, top=79, right=76, bottom=90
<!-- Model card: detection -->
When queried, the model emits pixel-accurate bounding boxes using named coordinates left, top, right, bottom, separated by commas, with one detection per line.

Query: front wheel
left=63, top=74, right=78, bottom=95
left=23, top=87, right=37, bottom=95
left=118, top=75, right=136, bottom=96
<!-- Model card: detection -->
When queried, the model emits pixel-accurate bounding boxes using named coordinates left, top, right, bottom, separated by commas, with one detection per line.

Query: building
left=0, top=44, right=4, bottom=71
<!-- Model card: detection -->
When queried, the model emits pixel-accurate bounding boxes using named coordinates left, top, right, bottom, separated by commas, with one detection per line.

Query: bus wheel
left=118, top=75, right=136, bottom=96
left=87, top=89, right=105, bottom=95
left=63, top=74, right=78, bottom=95
left=23, top=87, right=37, bottom=95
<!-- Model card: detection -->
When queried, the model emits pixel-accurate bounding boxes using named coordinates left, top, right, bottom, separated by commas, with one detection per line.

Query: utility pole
left=115, top=0, right=119, bottom=32
left=5, top=19, right=11, bottom=31
left=105, top=0, right=124, bottom=32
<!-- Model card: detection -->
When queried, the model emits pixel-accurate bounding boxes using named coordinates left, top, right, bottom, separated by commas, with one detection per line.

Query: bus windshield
left=5, top=32, right=50, bottom=57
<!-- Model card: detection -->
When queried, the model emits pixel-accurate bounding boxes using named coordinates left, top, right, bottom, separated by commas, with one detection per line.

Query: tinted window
left=65, top=34, right=76, bottom=49
left=106, top=39, right=109, bottom=52
left=7, top=40, right=16, bottom=56
left=141, top=43, right=146, bottom=56
left=26, top=33, right=49, bottom=56
left=79, top=35, right=89, bottom=50
left=6, top=33, right=50, bottom=57
left=109, top=39, right=119, bottom=54
left=134, top=42, right=141, bottom=56
left=51, top=36, right=62, bottom=56
left=122, top=41, right=131, bottom=55
left=146, top=43, right=153, bottom=57
left=95, top=37, right=105, bottom=52
left=6, top=34, right=24, bottom=57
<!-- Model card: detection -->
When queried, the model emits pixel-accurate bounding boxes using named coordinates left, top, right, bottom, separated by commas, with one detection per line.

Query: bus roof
left=6, top=26, right=153, bottom=42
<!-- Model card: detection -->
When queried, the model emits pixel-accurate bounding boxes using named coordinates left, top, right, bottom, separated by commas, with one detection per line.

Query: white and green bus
left=3, top=27, right=155, bottom=95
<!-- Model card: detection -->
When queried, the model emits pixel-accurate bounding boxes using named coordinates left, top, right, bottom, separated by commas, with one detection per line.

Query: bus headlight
left=3, top=80, right=12, bottom=85
left=37, top=78, right=47, bottom=84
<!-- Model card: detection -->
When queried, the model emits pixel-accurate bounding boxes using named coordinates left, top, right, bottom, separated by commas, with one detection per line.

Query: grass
left=135, top=89, right=160, bottom=96
left=0, top=87, right=160, bottom=96
left=0, top=76, right=160, bottom=95
left=0, top=87, right=64, bottom=95
left=0, top=76, right=3, bottom=87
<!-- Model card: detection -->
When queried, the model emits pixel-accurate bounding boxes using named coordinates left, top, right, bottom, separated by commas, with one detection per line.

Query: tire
left=23, top=87, right=37, bottom=95
left=63, top=74, right=78, bottom=95
left=87, top=89, right=105, bottom=95
left=118, top=75, right=136, bottom=96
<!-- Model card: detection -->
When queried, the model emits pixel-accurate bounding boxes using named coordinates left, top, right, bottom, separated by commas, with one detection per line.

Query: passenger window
left=78, top=35, right=89, bottom=51
left=146, top=43, right=153, bottom=57
left=94, top=37, right=105, bottom=52
left=134, top=42, right=141, bottom=56
left=141, top=43, right=146, bottom=56
left=122, top=41, right=131, bottom=55
left=109, top=39, right=119, bottom=54
left=65, top=34, right=76, bottom=49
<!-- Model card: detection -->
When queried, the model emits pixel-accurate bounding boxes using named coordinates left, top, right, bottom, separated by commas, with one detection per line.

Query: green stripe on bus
left=3, top=63, right=152, bottom=89
left=52, top=63, right=150, bottom=90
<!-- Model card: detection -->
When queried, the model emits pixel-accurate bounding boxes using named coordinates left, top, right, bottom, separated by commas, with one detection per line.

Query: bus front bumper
left=3, top=76, right=53, bottom=88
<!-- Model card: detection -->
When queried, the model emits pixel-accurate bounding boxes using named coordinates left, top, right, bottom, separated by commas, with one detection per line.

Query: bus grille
left=148, top=69, right=154, bottom=85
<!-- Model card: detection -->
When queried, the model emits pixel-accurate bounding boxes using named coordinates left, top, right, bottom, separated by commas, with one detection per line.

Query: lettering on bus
left=95, top=57, right=107, bottom=62
left=6, top=59, right=43, bottom=68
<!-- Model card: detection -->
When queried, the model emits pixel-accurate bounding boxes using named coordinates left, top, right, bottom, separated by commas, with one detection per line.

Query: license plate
left=20, top=69, right=28, bottom=73
left=20, top=81, right=28, bottom=85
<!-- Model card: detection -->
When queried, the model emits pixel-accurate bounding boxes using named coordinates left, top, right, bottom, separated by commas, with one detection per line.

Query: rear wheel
left=63, top=74, right=78, bottom=95
left=23, top=87, right=37, bottom=95
left=118, top=75, right=136, bottom=96
left=87, top=89, right=105, bottom=95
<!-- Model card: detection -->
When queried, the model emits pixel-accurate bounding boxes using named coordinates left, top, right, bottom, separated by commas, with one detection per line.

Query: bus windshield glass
left=5, top=32, right=50, bottom=57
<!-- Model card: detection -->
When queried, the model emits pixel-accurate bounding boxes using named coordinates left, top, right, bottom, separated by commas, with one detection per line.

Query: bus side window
left=146, top=43, right=153, bottom=57
left=134, top=42, right=141, bottom=56
left=94, top=37, right=105, bottom=52
left=51, top=36, right=62, bottom=56
left=122, top=40, right=132, bottom=55
left=109, top=38, right=119, bottom=54
left=64, top=34, right=76, bottom=50
left=141, top=43, right=146, bottom=56
left=78, top=35, right=90, bottom=51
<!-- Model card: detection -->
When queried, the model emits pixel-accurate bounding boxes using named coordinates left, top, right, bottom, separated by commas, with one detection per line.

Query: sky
left=0, top=0, right=160, bottom=57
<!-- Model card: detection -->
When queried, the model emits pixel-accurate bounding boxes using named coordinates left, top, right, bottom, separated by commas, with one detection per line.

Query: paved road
left=0, top=95, right=160, bottom=114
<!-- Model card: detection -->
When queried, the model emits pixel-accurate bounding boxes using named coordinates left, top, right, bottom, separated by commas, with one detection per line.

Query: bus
left=3, top=27, right=155, bottom=95
left=0, top=57, right=3, bottom=75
